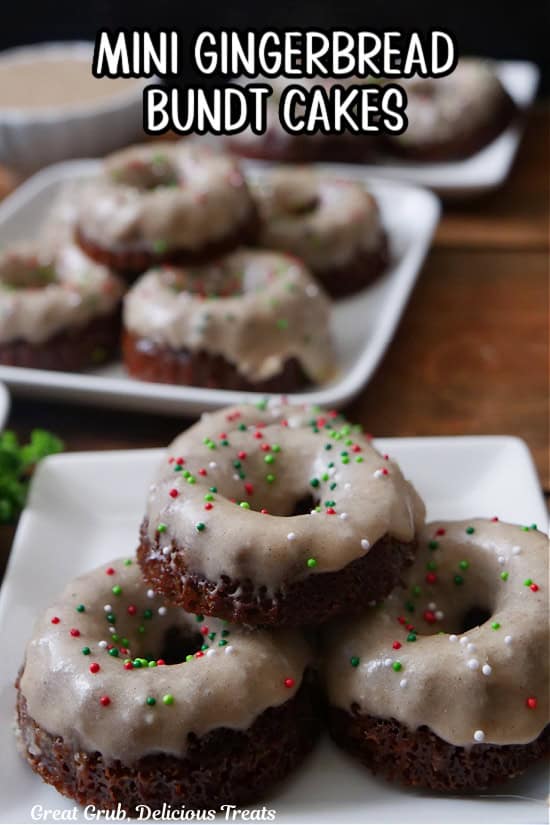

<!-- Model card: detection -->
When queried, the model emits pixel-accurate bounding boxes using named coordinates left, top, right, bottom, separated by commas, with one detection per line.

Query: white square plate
left=0, top=381, right=9, bottom=428
left=0, top=435, right=547, bottom=824
left=259, top=60, right=537, bottom=199
left=0, top=159, right=439, bottom=416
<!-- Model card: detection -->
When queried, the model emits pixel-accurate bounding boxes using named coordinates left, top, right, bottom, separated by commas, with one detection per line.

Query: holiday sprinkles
left=137, top=402, right=424, bottom=626
left=323, top=517, right=548, bottom=790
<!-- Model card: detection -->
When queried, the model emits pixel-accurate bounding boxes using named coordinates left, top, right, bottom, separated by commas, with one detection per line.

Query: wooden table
left=1, top=108, right=548, bottom=577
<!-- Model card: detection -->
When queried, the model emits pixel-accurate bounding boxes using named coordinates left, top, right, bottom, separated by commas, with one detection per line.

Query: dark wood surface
left=1, top=108, right=548, bottom=579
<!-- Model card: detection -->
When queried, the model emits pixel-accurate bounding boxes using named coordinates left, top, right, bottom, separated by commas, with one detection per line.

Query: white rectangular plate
left=0, top=435, right=547, bottom=824
left=0, top=159, right=440, bottom=415
left=268, top=60, right=538, bottom=198
left=0, top=381, right=8, bottom=428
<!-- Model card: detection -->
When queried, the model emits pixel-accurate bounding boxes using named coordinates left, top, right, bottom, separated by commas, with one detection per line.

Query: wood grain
left=1, top=108, right=549, bottom=578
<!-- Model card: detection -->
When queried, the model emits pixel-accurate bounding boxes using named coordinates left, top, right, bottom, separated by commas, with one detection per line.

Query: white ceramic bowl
left=0, top=41, right=149, bottom=173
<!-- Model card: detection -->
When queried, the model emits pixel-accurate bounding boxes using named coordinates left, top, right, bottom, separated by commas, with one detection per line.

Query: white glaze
left=19, top=558, right=312, bottom=761
left=324, top=519, right=549, bottom=746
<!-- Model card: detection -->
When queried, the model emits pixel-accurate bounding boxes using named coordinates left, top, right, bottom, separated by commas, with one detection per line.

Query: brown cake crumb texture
left=75, top=208, right=259, bottom=278
left=313, top=232, right=389, bottom=299
left=0, top=312, right=120, bottom=371
left=122, top=331, right=310, bottom=392
left=138, top=521, right=416, bottom=627
left=16, top=669, right=321, bottom=814
left=329, top=706, right=550, bottom=792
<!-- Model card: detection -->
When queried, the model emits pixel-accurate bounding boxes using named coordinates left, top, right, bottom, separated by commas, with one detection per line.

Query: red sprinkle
left=195, top=651, right=204, bottom=658
left=176, top=457, right=184, bottom=465
left=425, top=572, right=437, bottom=585
left=89, top=663, right=100, bottom=674
left=397, top=616, right=406, bottom=625
left=392, top=641, right=402, bottom=650
left=326, top=507, right=336, bottom=515
left=244, top=482, right=254, bottom=495
left=423, top=610, right=437, bottom=624
left=124, top=662, right=133, bottom=670
left=435, top=528, right=446, bottom=536
left=120, top=647, right=128, bottom=656
left=260, top=443, right=270, bottom=452
left=200, top=626, right=209, bottom=635
left=352, top=444, right=362, bottom=453
left=491, top=517, right=499, bottom=522
left=284, top=678, right=295, bottom=688
left=51, top=617, right=60, bottom=624
left=219, top=432, right=227, bottom=440
left=99, top=696, right=111, bottom=707
left=526, top=697, right=537, bottom=709
left=204, top=502, right=213, bottom=510
left=530, top=583, right=539, bottom=592
left=238, top=451, right=247, bottom=460
left=157, top=659, right=166, bottom=666
left=260, top=508, right=269, bottom=515
left=106, top=567, right=115, bottom=576
left=169, top=488, right=179, bottom=498
left=198, top=468, right=207, bottom=476
left=406, top=624, right=415, bottom=632
left=254, top=432, right=263, bottom=439
left=127, top=605, right=137, bottom=616
left=70, top=628, right=80, bottom=637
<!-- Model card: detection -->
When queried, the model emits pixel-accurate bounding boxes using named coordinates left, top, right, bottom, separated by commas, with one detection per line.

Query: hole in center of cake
left=132, top=626, right=204, bottom=666
left=459, top=606, right=492, bottom=633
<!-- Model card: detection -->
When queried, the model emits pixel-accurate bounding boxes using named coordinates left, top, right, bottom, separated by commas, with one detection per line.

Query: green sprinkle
left=466, top=526, right=475, bottom=534
left=428, top=540, right=439, bottom=550
left=412, top=585, right=422, bottom=596
left=392, top=662, right=402, bottom=672
left=264, top=454, right=274, bottom=464
left=426, top=560, right=437, bottom=571
left=195, top=522, right=206, bottom=532
left=524, top=578, right=533, bottom=586
left=454, top=575, right=464, bottom=586
left=209, top=487, right=217, bottom=493
left=76, top=604, right=85, bottom=613
left=355, top=456, right=364, bottom=463
left=208, top=632, right=216, bottom=641
left=111, top=634, right=120, bottom=642
left=266, top=473, right=275, bottom=483
left=405, top=601, right=415, bottom=613
left=350, top=656, right=360, bottom=667
left=108, top=648, right=119, bottom=657
left=138, top=625, right=145, bottom=634
left=81, top=646, right=91, bottom=655
left=143, top=609, right=153, bottom=620
left=218, top=639, right=228, bottom=646
left=407, top=633, right=417, bottom=642
left=310, top=478, right=320, bottom=488
left=146, top=697, right=156, bottom=706
left=204, top=493, right=214, bottom=502
left=112, top=585, right=122, bottom=596
left=272, top=444, right=281, bottom=453
left=459, top=560, right=469, bottom=570
left=157, top=523, right=167, bottom=533
left=491, top=621, right=501, bottom=630
left=239, top=501, right=250, bottom=509
left=148, top=660, right=157, bottom=668
left=124, top=559, right=132, bottom=566
left=185, top=654, right=193, bottom=662
left=121, top=637, right=129, bottom=647
left=276, top=318, right=288, bottom=330
left=153, top=239, right=168, bottom=254
left=325, top=444, right=332, bottom=450
left=106, top=613, right=116, bottom=623
left=307, top=558, right=317, bottom=568
left=162, top=694, right=174, bottom=705
left=132, top=659, right=142, bottom=668
left=196, top=614, right=204, bottom=622
left=500, top=571, right=509, bottom=581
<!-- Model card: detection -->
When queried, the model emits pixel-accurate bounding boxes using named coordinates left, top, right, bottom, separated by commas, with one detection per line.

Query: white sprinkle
left=310, top=509, right=318, bottom=515
left=306, top=283, right=319, bottom=297
left=209, top=461, right=217, bottom=469
left=435, top=610, right=444, bottom=621
left=473, top=729, right=485, bottom=742
left=233, top=473, right=240, bottom=481
left=103, top=604, right=112, bottom=613
left=512, top=545, right=521, bottom=555
left=287, top=532, right=296, bottom=541
left=384, top=658, right=393, bottom=667
left=504, top=635, right=513, bottom=645
left=482, top=664, right=492, bottom=676
left=368, top=600, right=377, bottom=607
left=339, top=512, right=349, bottom=520
left=361, top=539, right=370, bottom=551
left=146, top=589, right=155, bottom=599
left=460, top=636, right=469, bottom=645
left=428, top=602, right=436, bottom=611
left=108, top=626, right=116, bottom=634
left=224, top=645, right=234, bottom=654
left=144, top=713, right=155, bottom=725
left=162, top=546, right=171, bottom=556
left=399, top=678, right=408, bottom=688
left=344, top=482, right=351, bottom=490
left=158, top=606, right=167, bottom=616
left=497, top=556, right=505, bottom=565
left=467, top=658, right=479, bottom=670
left=206, top=648, right=216, bottom=657
left=449, top=634, right=458, bottom=642
left=467, top=643, right=477, bottom=652
left=98, top=640, right=108, bottom=649
left=373, top=469, right=385, bottom=479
